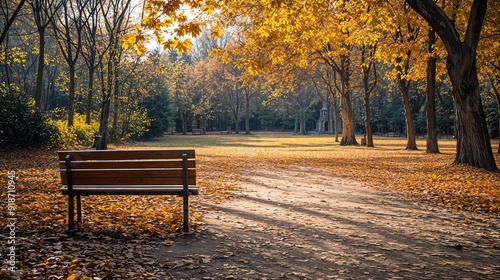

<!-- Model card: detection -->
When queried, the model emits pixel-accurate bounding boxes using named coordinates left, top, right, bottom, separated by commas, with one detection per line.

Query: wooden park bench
left=191, top=128, right=204, bottom=135
left=58, top=149, right=198, bottom=232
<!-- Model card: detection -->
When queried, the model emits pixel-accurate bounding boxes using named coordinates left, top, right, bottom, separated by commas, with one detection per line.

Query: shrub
left=56, top=113, right=99, bottom=149
left=125, top=109, right=151, bottom=140
left=0, top=86, right=58, bottom=149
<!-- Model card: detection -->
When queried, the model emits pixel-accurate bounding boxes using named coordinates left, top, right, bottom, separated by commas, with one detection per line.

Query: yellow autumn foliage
left=55, top=113, right=100, bottom=149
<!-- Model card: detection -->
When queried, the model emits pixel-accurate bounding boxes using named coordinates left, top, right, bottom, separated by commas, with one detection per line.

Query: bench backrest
left=58, top=149, right=196, bottom=186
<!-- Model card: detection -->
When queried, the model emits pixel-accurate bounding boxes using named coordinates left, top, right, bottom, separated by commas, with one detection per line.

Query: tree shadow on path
left=155, top=167, right=500, bottom=280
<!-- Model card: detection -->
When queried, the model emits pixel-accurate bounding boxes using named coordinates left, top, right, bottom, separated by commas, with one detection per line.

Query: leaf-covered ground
left=0, top=133, right=499, bottom=278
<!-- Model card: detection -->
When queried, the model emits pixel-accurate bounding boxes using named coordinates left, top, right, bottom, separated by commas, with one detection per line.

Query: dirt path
left=155, top=166, right=500, bottom=279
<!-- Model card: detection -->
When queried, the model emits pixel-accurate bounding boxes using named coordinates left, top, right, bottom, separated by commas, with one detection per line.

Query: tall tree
left=241, top=75, right=261, bottom=135
left=29, top=0, right=65, bottom=109
left=426, top=28, right=440, bottom=153
left=219, top=64, right=244, bottom=134
left=96, top=0, right=133, bottom=149
left=377, top=1, right=425, bottom=150
left=354, top=4, right=381, bottom=147
left=166, top=54, right=191, bottom=134
left=184, top=57, right=217, bottom=133
left=394, top=32, right=418, bottom=151
left=406, top=0, right=497, bottom=170
left=80, top=0, right=102, bottom=124
left=360, top=43, right=378, bottom=147
left=51, top=0, right=89, bottom=126
left=319, top=42, right=357, bottom=145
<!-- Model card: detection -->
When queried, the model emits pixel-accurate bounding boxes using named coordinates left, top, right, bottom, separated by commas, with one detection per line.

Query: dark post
left=77, top=195, right=82, bottom=223
left=94, top=135, right=106, bottom=150
left=182, top=153, right=189, bottom=232
left=65, top=155, right=75, bottom=230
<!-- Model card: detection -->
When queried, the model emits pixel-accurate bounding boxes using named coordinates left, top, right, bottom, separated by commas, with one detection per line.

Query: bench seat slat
left=61, top=185, right=199, bottom=195
left=60, top=169, right=196, bottom=185
left=60, top=176, right=196, bottom=186
left=58, top=160, right=195, bottom=169
left=60, top=168, right=195, bottom=178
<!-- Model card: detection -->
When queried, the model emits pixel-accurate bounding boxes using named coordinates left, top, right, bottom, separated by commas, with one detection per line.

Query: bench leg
left=77, top=195, right=82, bottom=224
left=183, top=193, right=189, bottom=232
left=68, top=192, right=74, bottom=230
left=182, top=153, right=189, bottom=232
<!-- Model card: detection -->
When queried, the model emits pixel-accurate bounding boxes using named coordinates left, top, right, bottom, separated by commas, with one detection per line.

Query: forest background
left=1, top=0, right=500, bottom=170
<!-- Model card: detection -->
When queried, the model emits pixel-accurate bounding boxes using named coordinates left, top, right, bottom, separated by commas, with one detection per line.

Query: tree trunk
left=333, top=96, right=339, bottom=142
left=338, top=49, right=356, bottom=146
left=181, top=108, right=188, bottom=135
left=232, top=100, right=240, bottom=134
left=96, top=45, right=115, bottom=148
left=401, top=87, right=417, bottom=150
left=35, top=29, right=45, bottom=109
left=245, top=89, right=251, bottom=135
left=112, top=89, right=119, bottom=137
left=3, top=36, right=11, bottom=88
left=44, top=69, right=54, bottom=111
left=110, top=51, right=121, bottom=138
left=361, top=44, right=377, bottom=147
left=394, top=39, right=417, bottom=150
left=85, top=66, right=95, bottom=124
left=362, top=62, right=374, bottom=147
left=181, top=115, right=187, bottom=134
left=450, top=56, right=495, bottom=170
left=97, top=97, right=110, bottom=150
left=298, top=111, right=308, bottom=135
left=406, top=0, right=497, bottom=170
left=68, top=64, right=76, bottom=127
left=395, top=47, right=417, bottom=150
left=303, top=112, right=308, bottom=135
left=294, top=115, right=299, bottom=133
left=339, top=92, right=357, bottom=145
left=182, top=121, right=187, bottom=135
left=363, top=94, right=374, bottom=147
left=426, top=28, right=440, bottom=153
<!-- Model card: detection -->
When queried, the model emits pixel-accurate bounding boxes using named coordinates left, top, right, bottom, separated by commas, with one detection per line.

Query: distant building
left=315, top=102, right=334, bottom=134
